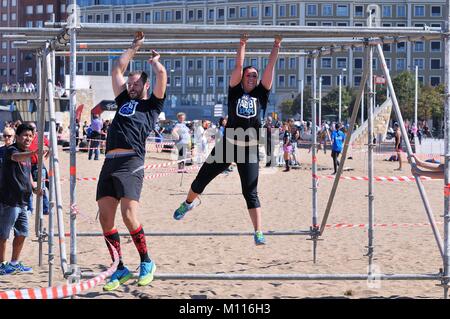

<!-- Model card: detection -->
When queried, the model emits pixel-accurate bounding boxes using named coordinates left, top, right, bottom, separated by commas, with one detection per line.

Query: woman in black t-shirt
left=173, top=34, right=282, bottom=246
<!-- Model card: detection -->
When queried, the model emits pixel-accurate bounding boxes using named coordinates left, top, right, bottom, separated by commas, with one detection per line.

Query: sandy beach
left=0, top=144, right=446, bottom=299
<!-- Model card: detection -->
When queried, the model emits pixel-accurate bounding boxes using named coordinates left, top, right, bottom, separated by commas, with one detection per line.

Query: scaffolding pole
left=68, top=3, right=80, bottom=287
left=376, top=44, right=444, bottom=259
left=443, top=0, right=450, bottom=299
left=55, top=230, right=312, bottom=237
left=44, top=44, right=69, bottom=276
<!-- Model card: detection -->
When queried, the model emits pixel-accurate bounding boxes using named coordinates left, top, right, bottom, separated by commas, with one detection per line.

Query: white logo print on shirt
left=118, top=100, right=139, bottom=117
left=236, top=94, right=257, bottom=119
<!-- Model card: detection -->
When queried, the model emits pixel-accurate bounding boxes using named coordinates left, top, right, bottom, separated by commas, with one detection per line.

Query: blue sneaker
left=0, top=262, right=16, bottom=275
left=138, top=261, right=156, bottom=286
left=8, top=262, right=33, bottom=274
left=173, top=201, right=195, bottom=220
left=254, top=231, right=266, bottom=245
left=103, top=266, right=132, bottom=291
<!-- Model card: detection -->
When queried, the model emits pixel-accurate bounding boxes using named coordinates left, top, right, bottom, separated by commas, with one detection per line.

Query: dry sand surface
left=0, top=145, right=446, bottom=299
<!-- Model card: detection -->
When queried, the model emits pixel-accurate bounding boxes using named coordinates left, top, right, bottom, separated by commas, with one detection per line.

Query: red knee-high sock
left=130, top=225, right=151, bottom=263
left=104, top=229, right=125, bottom=269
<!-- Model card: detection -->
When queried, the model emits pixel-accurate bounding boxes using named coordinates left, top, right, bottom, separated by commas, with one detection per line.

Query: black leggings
left=191, top=142, right=260, bottom=209
left=331, top=150, right=341, bottom=173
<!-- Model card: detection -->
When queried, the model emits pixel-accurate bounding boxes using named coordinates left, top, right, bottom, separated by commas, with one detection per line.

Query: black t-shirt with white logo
left=106, top=90, right=165, bottom=160
left=226, top=82, right=270, bottom=135
left=0, top=143, right=32, bottom=208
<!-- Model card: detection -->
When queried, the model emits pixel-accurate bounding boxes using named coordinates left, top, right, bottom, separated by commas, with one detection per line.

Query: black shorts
left=96, top=155, right=144, bottom=201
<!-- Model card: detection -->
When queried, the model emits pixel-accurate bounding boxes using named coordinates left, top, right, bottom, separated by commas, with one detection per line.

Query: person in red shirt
left=27, top=122, right=50, bottom=215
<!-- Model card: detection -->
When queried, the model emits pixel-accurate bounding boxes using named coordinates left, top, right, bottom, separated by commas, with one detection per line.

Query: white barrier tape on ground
left=323, top=175, right=435, bottom=182
left=0, top=245, right=118, bottom=299
left=143, top=158, right=193, bottom=170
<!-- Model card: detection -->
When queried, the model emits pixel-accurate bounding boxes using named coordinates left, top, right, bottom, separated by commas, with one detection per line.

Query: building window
left=126, top=13, right=132, bottom=23
left=208, top=76, right=214, bottom=87
left=87, top=62, right=93, bottom=72
left=383, top=43, right=391, bottom=52
left=2, top=42, right=7, bottom=49
left=154, top=11, right=161, bottom=22
left=11, top=0, right=16, bottom=6
left=431, top=59, right=441, bottom=69
left=382, top=5, right=392, bottom=17
left=307, top=4, right=317, bottom=16
left=164, top=11, right=172, bottom=21
left=289, top=75, right=296, bottom=87
left=77, top=62, right=83, bottom=73
left=135, top=13, right=141, bottom=23
left=397, top=42, right=406, bottom=52
left=322, top=75, right=331, bottom=86
left=103, top=62, right=109, bottom=72
left=264, top=6, right=272, bottom=17
left=144, top=12, right=150, bottom=22
left=397, top=5, right=406, bottom=17
left=239, top=7, right=247, bottom=18
left=96, top=14, right=101, bottom=23
left=187, top=10, right=194, bottom=20
left=1, top=56, right=6, bottom=63
left=322, top=22, right=332, bottom=26
left=47, top=4, right=53, bottom=14
left=228, top=58, right=235, bottom=69
left=289, top=57, right=296, bottom=69
left=95, top=62, right=101, bottom=72
left=104, top=14, right=110, bottom=23
left=197, top=10, right=203, bottom=20
left=431, top=77, right=440, bottom=86
left=175, top=77, right=181, bottom=87
left=115, top=14, right=121, bottom=23
left=1, top=13, right=6, bottom=21
left=321, top=57, right=332, bottom=68
left=217, top=76, right=224, bottom=87
left=251, top=7, right=258, bottom=17
left=307, top=22, right=317, bottom=26
left=26, top=21, right=33, bottom=27
left=278, top=75, right=285, bottom=87
left=431, top=41, right=441, bottom=52
left=337, top=22, right=348, bottom=26
left=354, top=5, right=363, bottom=17
left=11, top=13, right=16, bottom=21
left=336, top=58, right=347, bottom=68
left=336, top=5, right=348, bottom=16
left=354, top=58, right=363, bottom=69
left=229, top=7, right=236, bottom=18
left=385, top=58, right=391, bottom=69
left=36, top=21, right=43, bottom=28
left=217, top=59, right=224, bottom=70
left=1, top=0, right=6, bottom=7
left=175, top=10, right=182, bottom=21
left=290, top=4, right=297, bottom=17
left=396, top=58, right=406, bottom=71
left=207, top=58, right=214, bottom=70
left=196, top=60, right=203, bottom=70
left=36, top=5, right=43, bottom=14
left=354, top=76, right=361, bottom=86
left=414, top=41, right=424, bottom=52
left=174, top=60, right=181, bottom=70
left=431, top=23, right=442, bottom=29
left=431, top=6, right=441, bottom=17
left=26, top=5, right=33, bottom=14
left=218, top=8, right=224, bottom=19
left=278, top=58, right=286, bottom=69
left=414, top=5, right=425, bottom=17
left=187, top=76, right=194, bottom=87
left=197, top=76, right=203, bottom=87
left=322, top=4, right=333, bottom=16
left=413, top=59, right=424, bottom=70
left=187, top=59, right=194, bottom=70
left=336, top=75, right=347, bottom=86
left=279, top=5, right=286, bottom=17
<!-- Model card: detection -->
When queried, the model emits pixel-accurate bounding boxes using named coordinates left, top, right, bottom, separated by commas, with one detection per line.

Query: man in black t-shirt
left=96, top=32, right=167, bottom=291
left=173, top=34, right=282, bottom=246
left=0, top=123, right=42, bottom=275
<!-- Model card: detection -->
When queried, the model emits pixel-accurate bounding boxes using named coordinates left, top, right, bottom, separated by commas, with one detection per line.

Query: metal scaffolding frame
left=4, top=2, right=449, bottom=298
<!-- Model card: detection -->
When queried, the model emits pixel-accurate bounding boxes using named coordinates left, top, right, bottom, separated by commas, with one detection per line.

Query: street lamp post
left=338, top=68, right=347, bottom=123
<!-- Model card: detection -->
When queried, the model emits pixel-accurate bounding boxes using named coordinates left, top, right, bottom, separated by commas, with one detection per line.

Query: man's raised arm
left=149, top=50, right=167, bottom=99
left=112, top=31, right=145, bottom=97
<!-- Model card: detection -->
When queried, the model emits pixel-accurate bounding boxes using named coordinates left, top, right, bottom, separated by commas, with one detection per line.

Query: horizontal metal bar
left=80, top=272, right=442, bottom=281
left=0, top=27, right=62, bottom=36
left=74, top=23, right=442, bottom=39
left=56, top=230, right=312, bottom=237
left=53, top=50, right=308, bottom=57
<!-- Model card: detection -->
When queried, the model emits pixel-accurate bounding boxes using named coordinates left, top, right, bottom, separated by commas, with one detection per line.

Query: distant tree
left=392, top=71, right=415, bottom=121
left=321, top=86, right=352, bottom=120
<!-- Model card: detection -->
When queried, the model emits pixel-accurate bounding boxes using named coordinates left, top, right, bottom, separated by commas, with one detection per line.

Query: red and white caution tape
left=325, top=222, right=443, bottom=229
left=0, top=244, right=119, bottom=299
left=323, top=175, right=434, bottom=182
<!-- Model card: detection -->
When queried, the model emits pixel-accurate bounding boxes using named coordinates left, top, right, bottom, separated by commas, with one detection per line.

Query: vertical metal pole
left=339, top=73, right=342, bottom=122
left=35, top=51, right=45, bottom=268
left=361, top=89, right=365, bottom=125
left=48, top=156, right=55, bottom=286
left=319, top=76, right=322, bottom=126
left=442, top=0, right=450, bottom=298
left=45, top=45, right=69, bottom=275
left=376, top=44, right=444, bottom=258
left=69, top=2, right=79, bottom=286
left=367, top=45, right=375, bottom=272
left=311, top=54, right=319, bottom=263
left=414, top=65, right=418, bottom=129
left=300, top=79, right=304, bottom=123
